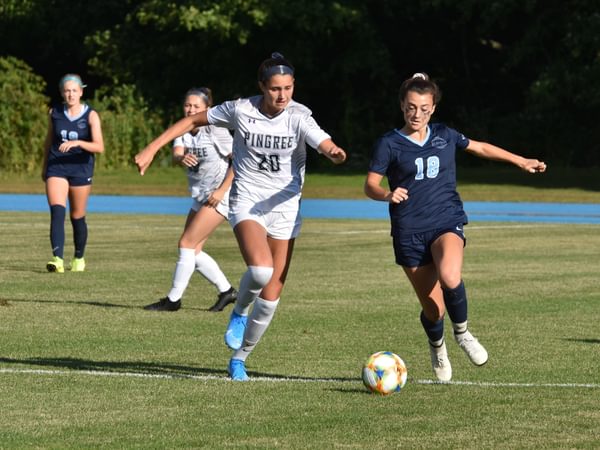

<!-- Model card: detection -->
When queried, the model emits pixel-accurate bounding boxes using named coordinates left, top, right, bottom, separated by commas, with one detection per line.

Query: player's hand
left=58, top=140, right=78, bottom=152
left=181, top=153, right=199, bottom=168
left=522, top=159, right=547, bottom=173
left=206, top=189, right=224, bottom=208
left=387, top=187, right=409, bottom=204
left=135, top=147, right=155, bottom=176
left=328, top=146, right=347, bottom=164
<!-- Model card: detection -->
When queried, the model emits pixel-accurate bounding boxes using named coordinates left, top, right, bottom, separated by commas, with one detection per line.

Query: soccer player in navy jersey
left=364, top=73, right=546, bottom=382
left=42, top=74, right=104, bottom=273
left=136, top=53, right=347, bottom=381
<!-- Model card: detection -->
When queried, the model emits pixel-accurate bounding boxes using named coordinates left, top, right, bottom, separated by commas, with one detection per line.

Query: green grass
left=0, top=212, right=599, bottom=448
left=2, top=165, right=600, bottom=202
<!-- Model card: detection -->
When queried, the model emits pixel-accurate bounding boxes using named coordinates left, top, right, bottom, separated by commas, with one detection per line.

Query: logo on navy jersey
left=77, top=119, right=88, bottom=130
left=431, top=136, right=448, bottom=149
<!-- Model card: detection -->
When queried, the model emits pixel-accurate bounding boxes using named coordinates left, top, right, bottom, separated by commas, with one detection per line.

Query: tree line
left=1, top=0, right=599, bottom=173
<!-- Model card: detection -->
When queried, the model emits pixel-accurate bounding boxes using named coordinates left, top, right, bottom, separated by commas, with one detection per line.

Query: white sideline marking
left=1, top=368, right=598, bottom=389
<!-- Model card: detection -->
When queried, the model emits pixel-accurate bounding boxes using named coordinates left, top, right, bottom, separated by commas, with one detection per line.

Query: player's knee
left=439, top=270, right=462, bottom=291
left=247, top=265, right=274, bottom=288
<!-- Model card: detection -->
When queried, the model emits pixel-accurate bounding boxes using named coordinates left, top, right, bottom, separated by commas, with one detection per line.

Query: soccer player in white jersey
left=144, top=88, right=238, bottom=312
left=136, top=53, right=347, bottom=380
left=365, top=73, right=546, bottom=381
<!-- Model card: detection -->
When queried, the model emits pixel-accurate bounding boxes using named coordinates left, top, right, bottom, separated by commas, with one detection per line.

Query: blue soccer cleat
left=228, top=358, right=249, bottom=381
left=224, top=310, right=247, bottom=350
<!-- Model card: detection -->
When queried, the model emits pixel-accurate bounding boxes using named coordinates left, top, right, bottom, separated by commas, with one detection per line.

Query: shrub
left=0, top=56, right=49, bottom=173
left=91, top=84, right=167, bottom=170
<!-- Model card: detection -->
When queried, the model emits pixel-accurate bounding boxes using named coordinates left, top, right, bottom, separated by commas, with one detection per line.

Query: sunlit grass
left=0, top=212, right=598, bottom=448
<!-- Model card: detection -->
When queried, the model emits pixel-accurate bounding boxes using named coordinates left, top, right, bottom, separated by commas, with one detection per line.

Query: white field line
left=1, top=367, right=598, bottom=389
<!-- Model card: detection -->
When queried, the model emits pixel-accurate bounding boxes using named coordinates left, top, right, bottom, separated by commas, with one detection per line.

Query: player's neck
left=400, top=125, right=429, bottom=143
left=64, top=103, right=84, bottom=117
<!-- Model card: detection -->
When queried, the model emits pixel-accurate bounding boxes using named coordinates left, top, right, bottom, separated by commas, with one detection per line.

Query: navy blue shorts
left=46, top=173, right=93, bottom=186
left=392, top=224, right=466, bottom=268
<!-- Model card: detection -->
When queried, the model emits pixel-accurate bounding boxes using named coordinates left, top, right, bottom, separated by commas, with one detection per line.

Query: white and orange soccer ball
left=362, top=351, right=408, bottom=395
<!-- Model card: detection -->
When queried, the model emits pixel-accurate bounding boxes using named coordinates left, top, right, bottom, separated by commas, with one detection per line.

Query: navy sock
left=49, top=204, right=66, bottom=258
left=442, top=280, right=468, bottom=324
left=71, top=216, right=88, bottom=258
left=420, top=311, right=445, bottom=343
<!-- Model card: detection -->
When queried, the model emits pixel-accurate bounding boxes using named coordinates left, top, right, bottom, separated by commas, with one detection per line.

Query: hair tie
left=412, top=73, right=427, bottom=80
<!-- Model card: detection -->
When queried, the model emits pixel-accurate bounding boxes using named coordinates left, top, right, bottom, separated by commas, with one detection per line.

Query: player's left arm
left=465, top=139, right=547, bottom=173
left=318, top=138, right=347, bottom=165
left=58, top=110, right=105, bottom=154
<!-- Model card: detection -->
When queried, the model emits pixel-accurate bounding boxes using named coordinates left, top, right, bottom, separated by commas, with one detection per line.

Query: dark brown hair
left=257, top=52, right=295, bottom=82
left=398, top=73, right=442, bottom=105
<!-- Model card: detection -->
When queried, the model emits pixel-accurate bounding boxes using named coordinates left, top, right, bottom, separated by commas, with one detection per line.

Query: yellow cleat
left=46, top=256, right=64, bottom=273
left=70, top=257, right=86, bottom=272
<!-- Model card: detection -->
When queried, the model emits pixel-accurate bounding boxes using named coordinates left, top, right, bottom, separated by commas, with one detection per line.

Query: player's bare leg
left=432, top=233, right=488, bottom=366
left=403, top=264, right=452, bottom=381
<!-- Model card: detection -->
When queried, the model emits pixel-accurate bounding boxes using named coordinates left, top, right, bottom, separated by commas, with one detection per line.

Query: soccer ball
left=362, top=351, right=408, bottom=395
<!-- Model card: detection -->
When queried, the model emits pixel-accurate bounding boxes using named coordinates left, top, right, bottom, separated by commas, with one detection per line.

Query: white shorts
left=229, top=205, right=302, bottom=240
left=190, top=197, right=229, bottom=219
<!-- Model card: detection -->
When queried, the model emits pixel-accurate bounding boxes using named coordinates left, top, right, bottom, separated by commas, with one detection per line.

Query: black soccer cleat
left=143, top=297, right=181, bottom=311
left=208, top=287, right=237, bottom=312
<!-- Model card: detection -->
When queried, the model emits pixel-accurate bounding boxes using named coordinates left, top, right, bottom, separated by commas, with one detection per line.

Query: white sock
left=430, top=337, right=445, bottom=347
left=167, top=248, right=196, bottom=301
left=233, top=265, right=273, bottom=316
left=233, top=297, right=279, bottom=361
left=452, top=321, right=468, bottom=334
left=195, top=251, right=231, bottom=293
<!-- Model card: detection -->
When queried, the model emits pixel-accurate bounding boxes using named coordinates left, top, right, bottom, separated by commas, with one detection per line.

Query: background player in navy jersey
left=143, top=87, right=238, bottom=312
left=136, top=53, right=346, bottom=381
left=364, top=73, right=546, bottom=382
left=42, top=74, right=104, bottom=273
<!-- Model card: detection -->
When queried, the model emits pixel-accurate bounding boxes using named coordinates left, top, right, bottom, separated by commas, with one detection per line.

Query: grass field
left=1, top=210, right=599, bottom=449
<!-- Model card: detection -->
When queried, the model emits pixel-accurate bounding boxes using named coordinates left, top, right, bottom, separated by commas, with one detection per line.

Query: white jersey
left=207, top=96, right=330, bottom=212
left=173, top=125, right=233, bottom=203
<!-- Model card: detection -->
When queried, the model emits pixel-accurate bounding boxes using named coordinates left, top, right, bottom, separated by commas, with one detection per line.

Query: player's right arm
left=135, top=111, right=208, bottom=175
left=41, top=111, right=53, bottom=181
left=364, top=172, right=409, bottom=204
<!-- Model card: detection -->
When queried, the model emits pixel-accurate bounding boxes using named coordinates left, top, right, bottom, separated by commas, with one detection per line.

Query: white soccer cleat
left=454, top=330, right=488, bottom=366
left=429, top=340, right=452, bottom=382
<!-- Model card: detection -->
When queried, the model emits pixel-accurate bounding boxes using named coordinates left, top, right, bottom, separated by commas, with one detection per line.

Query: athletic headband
left=185, top=88, right=211, bottom=106
left=260, top=53, right=294, bottom=81
left=261, top=64, right=294, bottom=81
left=59, top=74, right=87, bottom=90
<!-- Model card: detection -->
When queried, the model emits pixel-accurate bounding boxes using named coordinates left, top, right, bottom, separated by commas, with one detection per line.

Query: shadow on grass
left=563, top=338, right=600, bottom=344
left=0, top=356, right=357, bottom=383
left=1, top=297, right=223, bottom=312
left=2, top=298, right=133, bottom=309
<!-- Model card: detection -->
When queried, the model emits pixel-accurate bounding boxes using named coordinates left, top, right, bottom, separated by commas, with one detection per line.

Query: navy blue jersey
left=46, top=104, right=95, bottom=178
left=368, top=123, right=469, bottom=235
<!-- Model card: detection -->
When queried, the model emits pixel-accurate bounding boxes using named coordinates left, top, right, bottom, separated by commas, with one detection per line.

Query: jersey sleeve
left=206, top=100, right=237, bottom=128
left=173, top=135, right=184, bottom=149
left=298, top=114, right=331, bottom=150
left=211, top=126, right=234, bottom=158
left=449, top=127, right=470, bottom=150
left=368, top=136, right=392, bottom=175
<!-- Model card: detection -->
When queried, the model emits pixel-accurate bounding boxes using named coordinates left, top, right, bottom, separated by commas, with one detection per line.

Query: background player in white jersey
left=365, top=73, right=546, bottom=382
left=144, top=88, right=238, bottom=312
left=42, top=74, right=104, bottom=273
left=136, top=53, right=347, bottom=380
